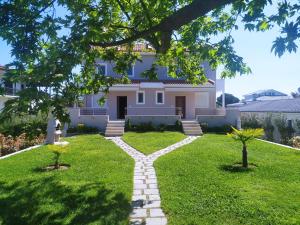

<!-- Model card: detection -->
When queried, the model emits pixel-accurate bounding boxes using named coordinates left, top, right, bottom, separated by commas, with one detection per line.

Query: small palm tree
left=227, top=127, right=264, bottom=168
left=47, top=144, right=68, bottom=169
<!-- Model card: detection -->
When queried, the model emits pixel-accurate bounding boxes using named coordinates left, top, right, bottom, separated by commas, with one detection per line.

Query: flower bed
left=0, top=133, right=45, bottom=157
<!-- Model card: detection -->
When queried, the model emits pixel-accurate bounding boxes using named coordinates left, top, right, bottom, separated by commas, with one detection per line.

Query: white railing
left=126, top=106, right=182, bottom=116
left=79, top=108, right=107, bottom=116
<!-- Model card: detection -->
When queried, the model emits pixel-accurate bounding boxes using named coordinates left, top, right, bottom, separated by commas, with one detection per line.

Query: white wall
left=241, top=112, right=300, bottom=142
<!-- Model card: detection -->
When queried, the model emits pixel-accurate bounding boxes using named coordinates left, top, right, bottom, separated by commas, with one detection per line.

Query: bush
left=125, top=119, right=182, bottom=132
left=289, top=136, right=300, bottom=149
left=200, top=124, right=233, bottom=134
left=67, top=124, right=99, bottom=134
left=241, top=113, right=262, bottom=129
left=0, top=133, right=45, bottom=157
left=274, top=115, right=295, bottom=144
left=262, top=114, right=275, bottom=141
left=0, top=114, right=47, bottom=140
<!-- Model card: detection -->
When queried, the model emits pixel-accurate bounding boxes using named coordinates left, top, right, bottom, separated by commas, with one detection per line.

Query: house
left=68, top=44, right=240, bottom=136
left=236, top=98, right=300, bottom=141
left=243, top=89, right=291, bottom=102
left=0, top=65, right=24, bottom=111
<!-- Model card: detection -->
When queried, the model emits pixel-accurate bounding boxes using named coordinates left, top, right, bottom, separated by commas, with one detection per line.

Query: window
left=136, top=91, right=145, bottom=104
left=156, top=91, right=164, bottom=104
left=288, top=120, right=293, bottom=129
left=127, top=65, right=134, bottom=77
left=96, top=64, right=107, bottom=75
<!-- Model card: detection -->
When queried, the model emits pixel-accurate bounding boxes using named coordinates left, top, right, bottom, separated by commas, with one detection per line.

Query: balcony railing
left=126, top=106, right=182, bottom=116
left=79, top=108, right=107, bottom=116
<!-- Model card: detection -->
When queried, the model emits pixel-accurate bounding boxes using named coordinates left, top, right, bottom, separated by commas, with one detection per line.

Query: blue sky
left=0, top=18, right=299, bottom=99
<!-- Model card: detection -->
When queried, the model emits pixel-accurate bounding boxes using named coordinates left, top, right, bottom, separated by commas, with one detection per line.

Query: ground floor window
left=136, top=91, right=145, bottom=104
left=156, top=91, right=164, bottom=104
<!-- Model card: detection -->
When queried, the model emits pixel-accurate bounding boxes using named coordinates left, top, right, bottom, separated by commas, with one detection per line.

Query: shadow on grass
left=0, top=177, right=131, bottom=225
left=219, top=163, right=257, bottom=173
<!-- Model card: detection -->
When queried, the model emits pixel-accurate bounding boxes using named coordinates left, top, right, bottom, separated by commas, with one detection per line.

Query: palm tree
left=227, top=127, right=264, bottom=168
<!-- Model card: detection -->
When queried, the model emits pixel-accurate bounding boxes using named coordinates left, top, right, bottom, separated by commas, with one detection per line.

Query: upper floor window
left=127, top=65, right=134, bottom=77
left=156, top=91, right=164, bottom=104
left=136, top=91, right=145, bottom=104
left=96, top=64, right=107, bottom=75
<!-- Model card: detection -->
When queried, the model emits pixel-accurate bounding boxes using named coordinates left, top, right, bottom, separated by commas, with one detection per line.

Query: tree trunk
left=242, top=144, right=248, bottom=168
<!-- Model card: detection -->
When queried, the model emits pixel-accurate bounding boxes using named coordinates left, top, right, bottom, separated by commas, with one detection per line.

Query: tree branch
left=90, top=0, right=236, bottom=50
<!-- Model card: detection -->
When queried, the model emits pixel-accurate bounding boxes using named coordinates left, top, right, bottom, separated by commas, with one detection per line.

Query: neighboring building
left=243, top=89, right=290, bottom=102
left=68, top=44, right=240, bottom=135
left=0, top=65, right=24, bottom=110
left=236, top=98, right=300, bottom=141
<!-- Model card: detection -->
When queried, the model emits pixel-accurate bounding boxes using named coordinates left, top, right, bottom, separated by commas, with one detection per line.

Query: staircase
left=181, top=120, right=203, bottom=136
left=105, top=120, right=125, bottom=137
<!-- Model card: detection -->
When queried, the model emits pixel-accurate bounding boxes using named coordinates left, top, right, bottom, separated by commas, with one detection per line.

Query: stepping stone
left=110, top=136, right=200, bottom=224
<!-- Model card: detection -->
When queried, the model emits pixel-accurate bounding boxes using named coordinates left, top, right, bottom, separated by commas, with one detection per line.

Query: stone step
left=105, top=120, right=125, bottom=137
left=181, top=120, right=202, bottom=135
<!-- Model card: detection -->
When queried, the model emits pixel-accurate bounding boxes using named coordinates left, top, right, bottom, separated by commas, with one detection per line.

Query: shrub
left=125, top=120, right=182, bottom=132
left=274, top=115, right=295, bottom=144
left=67, top=124, right=99, bottom=134
left=241, top=113, right=262, bottom=129
left=0, top=133, right=45, bottom=157
left=174, top=120, right=182, bottom=132
left=47, top=144, right=68, bottom=169
left=262, top=114, right=275, bottom=141
left=0, top=114, right=47, bottom=139
left=289, top=136, right=300, bottom=149
left=206, top=124, right=233, bottom=134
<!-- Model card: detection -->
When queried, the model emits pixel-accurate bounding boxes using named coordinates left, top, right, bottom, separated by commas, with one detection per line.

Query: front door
left=175, top=96, right=186, bottom=119
left=117, top=96, right=127, bottom=119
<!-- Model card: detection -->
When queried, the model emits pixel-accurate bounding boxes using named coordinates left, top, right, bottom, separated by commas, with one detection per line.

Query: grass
left=155, top=134, right=300, bottom=225
left=0, top=134, right=134, bottom=225
left=122, top=131, right=186, bottom=155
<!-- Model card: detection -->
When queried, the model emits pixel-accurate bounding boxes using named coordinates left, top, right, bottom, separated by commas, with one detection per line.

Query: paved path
left=108, top=136, right=199, bottom=225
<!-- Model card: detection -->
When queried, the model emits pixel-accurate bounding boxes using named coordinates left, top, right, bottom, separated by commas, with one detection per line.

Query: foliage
left=200, top=123, right=232, bottom=134
left=289, top=136, right=300, bottom=149
left=274, top=115, right=294, bottom=144
left=216, top=93, right=240, bottom=106
left=291, top=87, right=300, bottom=98
left=0, top=133, right=44, bottom=157
left=47, top=144, right=68, bottom=169
left=125, top=119, right=182, bottom=132
left=67, top=124, right=99, bottom=134
left=227, top=127, right=264, bottom=168
left=0, top=135, right=133, bottom=224
left=0, top=114, right=47, bottom=139
left=262, top=114, right=275, bottom=141
left=227, top=127, right=264, bottom=145
left=155, top=134, right=300, bottom=224
left=295, top=119, right=300, bottom=131
left=5, top=0, right=298, bottom=121
left=123, top=131, right=186, bottom=155
left=241, top=113, right=262, bottom=129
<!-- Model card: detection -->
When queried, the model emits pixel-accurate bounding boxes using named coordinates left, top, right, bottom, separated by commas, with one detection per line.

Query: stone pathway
left=108, top=136, right=199, bottom=225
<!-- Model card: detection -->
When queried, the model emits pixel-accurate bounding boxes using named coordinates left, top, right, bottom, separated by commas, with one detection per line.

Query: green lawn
left=155, top=134, right=300, bottom=225
left=0, top=134, right=134, bottom=225
left=122, top=131, right=186, bottom=155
